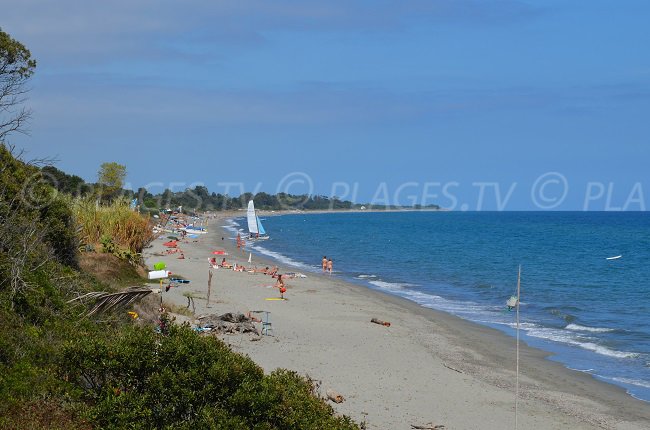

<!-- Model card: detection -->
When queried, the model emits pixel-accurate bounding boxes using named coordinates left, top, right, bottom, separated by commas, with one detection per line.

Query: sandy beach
left=144, top=216, right=650, bottom=430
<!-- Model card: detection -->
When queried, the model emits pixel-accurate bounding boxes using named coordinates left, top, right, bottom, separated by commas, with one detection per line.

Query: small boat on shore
left=181, top=227, right=207, bottom=235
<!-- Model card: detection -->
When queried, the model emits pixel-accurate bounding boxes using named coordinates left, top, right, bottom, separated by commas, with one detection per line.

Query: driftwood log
left=326, top=389, right=345, bottom=403
left=197, top=313, right=259, bottom=335
left=411, top=423, right=445, bottom=430
left=370, top=317, right=391, bottom=327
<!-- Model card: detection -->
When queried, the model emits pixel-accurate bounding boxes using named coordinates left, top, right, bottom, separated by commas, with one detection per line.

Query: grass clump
left=71, top=196, right=156, bottom=264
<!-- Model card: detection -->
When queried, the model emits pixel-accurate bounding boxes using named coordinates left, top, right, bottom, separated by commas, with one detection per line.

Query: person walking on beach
left=275, top=274, right=287, bottom=299
left=322, top=256, right=327, bottom=272
left=327, top=258, right=333, bottom=274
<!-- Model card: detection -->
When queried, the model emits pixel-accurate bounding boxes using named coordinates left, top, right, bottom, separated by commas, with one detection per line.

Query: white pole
left=515, top=264, right=521, bottom=429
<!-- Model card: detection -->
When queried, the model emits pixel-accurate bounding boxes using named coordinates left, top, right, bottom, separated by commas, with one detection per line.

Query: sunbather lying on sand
left=267, top=266, right=278, bottom=276
left=221, top=258, right=233, bottom=269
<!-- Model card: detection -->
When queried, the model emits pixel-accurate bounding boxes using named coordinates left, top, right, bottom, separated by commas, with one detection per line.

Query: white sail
left=257, top=216, right=266, bottom=235
left=247, top=200, right=259, bottom=235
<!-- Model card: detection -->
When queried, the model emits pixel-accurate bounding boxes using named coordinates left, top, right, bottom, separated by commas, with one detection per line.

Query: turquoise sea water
left=226, top=212, right=650, bottom=401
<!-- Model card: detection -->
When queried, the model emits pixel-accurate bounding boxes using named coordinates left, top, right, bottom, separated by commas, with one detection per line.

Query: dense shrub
left=59, top=325, right=358, bottom=429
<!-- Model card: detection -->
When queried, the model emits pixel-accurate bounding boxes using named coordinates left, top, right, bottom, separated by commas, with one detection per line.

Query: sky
left=2, top=0, right=649, bottom=210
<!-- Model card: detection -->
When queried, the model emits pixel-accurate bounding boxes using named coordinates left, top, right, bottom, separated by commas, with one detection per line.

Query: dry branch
left=197, top=313, right=259, bottom=335
left=370, top=317, right=391, bottom=327
left=443, top=363, right=463, bottom=374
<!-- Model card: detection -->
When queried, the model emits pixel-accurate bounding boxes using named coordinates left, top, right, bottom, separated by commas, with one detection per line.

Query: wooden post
left=207, top=269, right=213, bottom=307
left=515, top=265, right=521, bottom=430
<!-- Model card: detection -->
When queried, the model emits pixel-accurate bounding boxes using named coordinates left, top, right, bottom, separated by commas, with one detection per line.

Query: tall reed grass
left=71, top=197, right=156, bottom=254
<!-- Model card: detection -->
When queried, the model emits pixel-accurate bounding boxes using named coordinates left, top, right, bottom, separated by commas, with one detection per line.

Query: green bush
left=59, top=325, right=358, bottom=429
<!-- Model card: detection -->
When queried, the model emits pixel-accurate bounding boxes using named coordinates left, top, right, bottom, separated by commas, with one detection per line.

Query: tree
left=41, top=165, right=88, bottom=196
left=97, top=162, right=126, bottom=201
left=0, top=28, right=36, bottom=142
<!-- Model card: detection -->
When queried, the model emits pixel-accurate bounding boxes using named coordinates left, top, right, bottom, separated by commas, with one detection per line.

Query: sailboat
left=247, top=200, right=269, bottom=240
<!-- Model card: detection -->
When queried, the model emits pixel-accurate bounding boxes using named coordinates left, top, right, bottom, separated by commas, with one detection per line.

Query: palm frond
left=68, top=286, right=152, bottom=317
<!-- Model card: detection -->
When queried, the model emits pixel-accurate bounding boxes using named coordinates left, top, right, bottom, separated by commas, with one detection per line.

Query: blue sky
left=3, top=0, right=649, bottom=210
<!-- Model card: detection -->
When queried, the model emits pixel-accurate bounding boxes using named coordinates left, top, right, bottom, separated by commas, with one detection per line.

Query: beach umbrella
left=212, top=250, right=227, bottom=255
left=153, top=262, right=166, bottom=271
left=167, top=236, right=180, bottom=241
left=248, top=253, right=252, bottom=264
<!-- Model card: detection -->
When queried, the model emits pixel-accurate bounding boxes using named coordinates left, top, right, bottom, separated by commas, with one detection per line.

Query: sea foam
left=566, top=323, right=615, bottom=333
left=249, top=244, right=314, bottom=271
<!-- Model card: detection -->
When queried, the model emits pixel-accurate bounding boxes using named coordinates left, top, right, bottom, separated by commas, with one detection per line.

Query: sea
left=225, top=211, right=650, bottom=401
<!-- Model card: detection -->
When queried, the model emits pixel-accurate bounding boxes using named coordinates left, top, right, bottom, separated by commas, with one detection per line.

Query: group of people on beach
left=210, top=256, right=288, bottom=298
left=212, top=257, right=278, bottom=275
left=322, top=256, right=333, bottom=274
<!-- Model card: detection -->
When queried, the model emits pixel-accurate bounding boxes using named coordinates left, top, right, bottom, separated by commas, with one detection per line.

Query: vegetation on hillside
left=0, top=144, right=359, bottom=430
left=0, top=28, right=359, bottom=429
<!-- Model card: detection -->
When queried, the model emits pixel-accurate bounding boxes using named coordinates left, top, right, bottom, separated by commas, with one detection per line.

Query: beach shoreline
left=145, top=215, right=650, bottom=429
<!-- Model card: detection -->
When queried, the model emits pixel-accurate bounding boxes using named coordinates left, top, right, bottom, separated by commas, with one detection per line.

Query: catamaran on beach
left=247, top=200, right=269, bottom=240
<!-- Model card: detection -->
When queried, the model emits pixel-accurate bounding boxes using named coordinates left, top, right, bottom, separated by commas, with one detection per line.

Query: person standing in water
left=327, top=258, right=333, bottom=274
left=322, top=256, right=327, bottom=272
